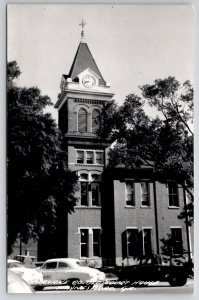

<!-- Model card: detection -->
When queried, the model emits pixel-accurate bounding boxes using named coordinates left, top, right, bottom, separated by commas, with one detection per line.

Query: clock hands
left=82, top=75, right=96, bottom=88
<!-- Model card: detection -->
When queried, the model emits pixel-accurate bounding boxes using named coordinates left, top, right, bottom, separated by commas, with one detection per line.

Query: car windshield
left=76, top=260, right=86, bottom=267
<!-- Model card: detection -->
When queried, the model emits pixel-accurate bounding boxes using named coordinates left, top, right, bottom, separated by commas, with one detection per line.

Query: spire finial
left=79, top=19, right=86, bottom=42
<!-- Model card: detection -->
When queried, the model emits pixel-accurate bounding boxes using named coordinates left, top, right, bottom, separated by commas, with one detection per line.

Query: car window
left=57, top=262, right=69, bottom=269
left=76, top=260, right=86, bottom=267
left=8, top=262, right=23, bottom=268
left=42, top=262, right=57, bottom=269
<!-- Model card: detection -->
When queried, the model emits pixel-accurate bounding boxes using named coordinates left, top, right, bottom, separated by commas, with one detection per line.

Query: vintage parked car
left=39, top=258, right=105, bottom=286
left=118, top=254, right=191, bottom=287
left=14, top=254, right=36, bottom=267
left=7, top=270, right=34, bottom=293
left=7, top=259, right=43, bottom=285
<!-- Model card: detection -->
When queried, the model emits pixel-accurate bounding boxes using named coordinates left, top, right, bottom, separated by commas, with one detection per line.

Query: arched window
left=78, top=108, right=87, bottom=132
left=92, top=109, right=100, bottom=133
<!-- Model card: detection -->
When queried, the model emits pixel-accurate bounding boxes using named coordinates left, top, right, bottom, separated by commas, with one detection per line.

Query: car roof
left=44, top=258, right=79, bottom=263
left=7, top=259, right=23, bottom=263
left=15, top=255, right=36, bottom=258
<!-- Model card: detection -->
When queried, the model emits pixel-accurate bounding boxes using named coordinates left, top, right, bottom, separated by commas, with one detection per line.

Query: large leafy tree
left=7, top=61, right=78, bottom=255
left=99, top=77, right=193, bottom=223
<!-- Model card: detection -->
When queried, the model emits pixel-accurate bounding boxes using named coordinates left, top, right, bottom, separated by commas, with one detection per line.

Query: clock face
left=82, top=75, right=96, bottom=88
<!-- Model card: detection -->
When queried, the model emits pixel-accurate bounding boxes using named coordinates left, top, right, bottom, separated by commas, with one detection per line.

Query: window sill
left=140, top=206, right=151, bottom=208
left=75, top=206, right=101, bottom=210
left=125, top=206, right=136, bottom=209
left=168, top=206, right=180, bottom=209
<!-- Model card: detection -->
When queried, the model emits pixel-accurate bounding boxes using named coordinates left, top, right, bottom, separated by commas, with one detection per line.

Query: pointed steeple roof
left=68, top=42, right=106, bottom=86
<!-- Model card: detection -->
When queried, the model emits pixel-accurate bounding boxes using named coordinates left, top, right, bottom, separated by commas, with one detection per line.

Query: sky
left=7, top=4, right=194, bottom=122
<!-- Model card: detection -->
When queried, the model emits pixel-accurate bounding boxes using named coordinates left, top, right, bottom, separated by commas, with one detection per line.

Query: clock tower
left=54, top=24, right=114, bottom=264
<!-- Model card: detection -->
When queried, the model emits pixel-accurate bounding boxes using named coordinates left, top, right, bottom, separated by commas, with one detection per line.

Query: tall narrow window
left=168, top=182, right=179, bottom=207
left=80, top=229, right=89, bottom=257
left=80, top=182, right=88, bottom=206
left=170, top=228, right=183, bottom=254
left=125, top=181, right=135, bottom=206
left=77, top=151, right=84, bottom=164
left=143, top=229, right=152, bottom=256
left=91, top=182, right=100, bottom=206
left=93, top=229, right=101, bottom=257
left=86, top=151, right=94, bottom=164
left=126, top=229, right=139, bottom=257
left=91, top=174, right=100, bottom=206
left=80, top=173, right=89, bottom=206
left=78, top=108, right=87, bottom=133
left=92, top=109, right=100, bottom=133
left=96, top=152, right=104, bottom=165
left=141, top=182, right=150, bottom=206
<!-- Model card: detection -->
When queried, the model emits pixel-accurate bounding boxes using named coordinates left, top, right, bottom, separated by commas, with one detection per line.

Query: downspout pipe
left=153, top=181, right=160, bottom=255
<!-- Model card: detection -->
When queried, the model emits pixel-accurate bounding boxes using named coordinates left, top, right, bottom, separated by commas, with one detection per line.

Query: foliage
left=99, top=77, right=193, bottom=222
left=7, top=61, right=78, bottom=255
left=160, top=234, right=191, bottom=268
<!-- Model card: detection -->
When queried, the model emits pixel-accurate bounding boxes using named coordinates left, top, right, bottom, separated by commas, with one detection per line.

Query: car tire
left=118, top=276, right=133, bottom=287
left=34, top=285, right=44, bottom=291
left=67, top=278, right=80, bottom=287
left=168, top=276, right=187, bottom=287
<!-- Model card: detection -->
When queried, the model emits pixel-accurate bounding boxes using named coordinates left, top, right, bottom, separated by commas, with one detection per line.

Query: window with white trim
left=168, top=182, right=179, bottom=207
left=126, top=228, right=139, bottom=257
left=80, top=228, right=101, bottom=258
left=80, top=174, right=89, bottom=206
left=93, top=229, right=101, bottom=257
left=125, top=181, right=135, bottom=206
left=86, top=151, right=94, bottom=164
left=80, top=229, right=89, bottom=257
left=77, top=151, right=84, bottom=164
left=76, top=150, right=104, bottom=165
left=143, top=228, right=152, bottom=256
left=170, top=227, right=183, bottom=254
left=78, top=172, right=101, bottom=207
left=141, top=182, right=150, bottom=206
left=96, top=152, right=104, bottom=165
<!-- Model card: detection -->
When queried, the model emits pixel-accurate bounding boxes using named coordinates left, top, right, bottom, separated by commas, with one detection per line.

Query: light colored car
left=7, top=259, right=43, bottom=285
left=14, top=254, right=36, bottom=267
left=7, top=270, right=34, bottom=293
left=40, top=258, right=105, bottom=284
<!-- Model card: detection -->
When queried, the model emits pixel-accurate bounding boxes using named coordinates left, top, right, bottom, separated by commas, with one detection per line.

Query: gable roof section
left=68, top=42, right=106, bottom=86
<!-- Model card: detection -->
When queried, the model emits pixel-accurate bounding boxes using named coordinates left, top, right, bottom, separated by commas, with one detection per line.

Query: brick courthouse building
left=52, top=33, right=193, bottom=267
left=12, top=32, right=193, bottom=266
